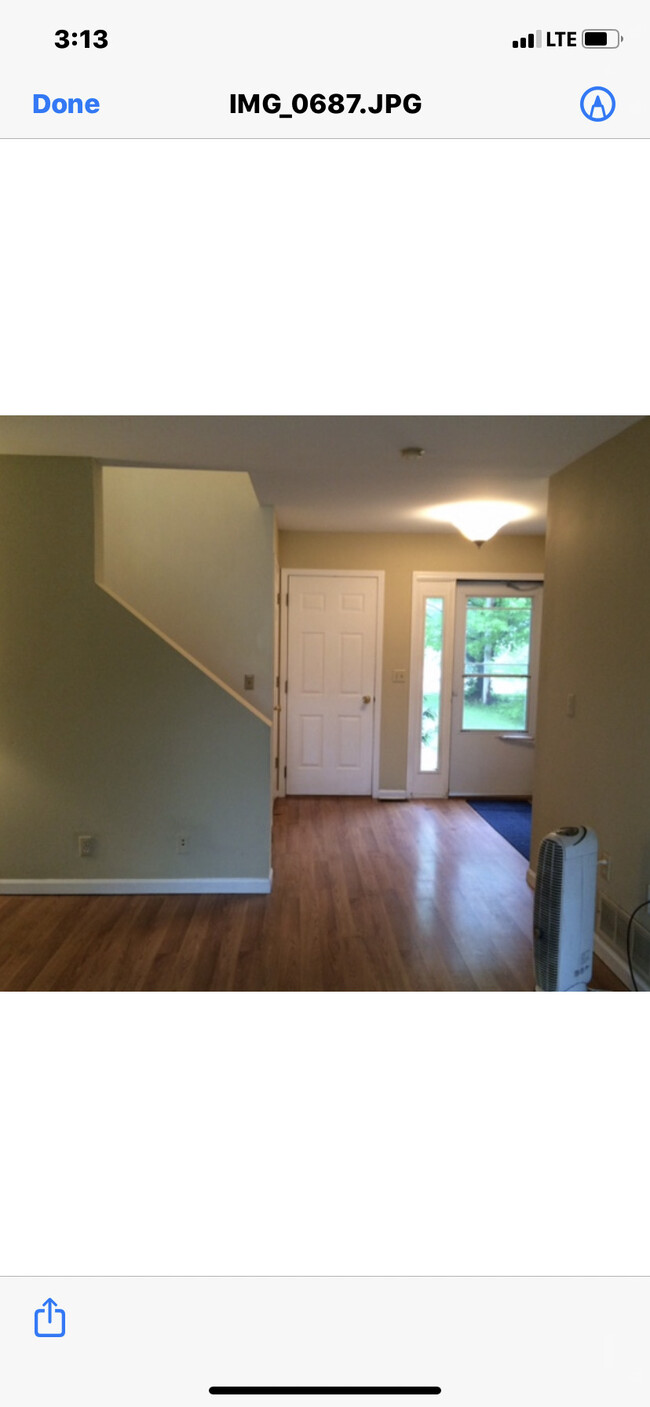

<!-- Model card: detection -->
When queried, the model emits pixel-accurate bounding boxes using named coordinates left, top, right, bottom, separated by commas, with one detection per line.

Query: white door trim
left=279, top=569, right=385, bottom=799
left=407, top=570, right=544, bottom=797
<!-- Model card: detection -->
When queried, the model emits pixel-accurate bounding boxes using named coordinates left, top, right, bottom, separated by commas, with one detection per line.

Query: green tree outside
left=463, top=595, right=532, bottom=726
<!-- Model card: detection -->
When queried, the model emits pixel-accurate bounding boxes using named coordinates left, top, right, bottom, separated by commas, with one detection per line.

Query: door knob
left=362, top=695, right=372, bottom=704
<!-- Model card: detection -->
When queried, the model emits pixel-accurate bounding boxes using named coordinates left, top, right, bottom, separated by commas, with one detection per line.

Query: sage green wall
left=531, top=418, right=650, bottom=912
left=0, top=458, right=272, bottom=882
left=279, top=531, right=546, bottom=792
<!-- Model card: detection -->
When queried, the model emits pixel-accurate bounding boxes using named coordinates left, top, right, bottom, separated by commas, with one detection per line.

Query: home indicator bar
left=209, top=1390, right=442, bottom=1399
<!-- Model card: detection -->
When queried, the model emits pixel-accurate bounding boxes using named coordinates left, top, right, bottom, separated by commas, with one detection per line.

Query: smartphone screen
left=0, top=2, right=648, bottom=1402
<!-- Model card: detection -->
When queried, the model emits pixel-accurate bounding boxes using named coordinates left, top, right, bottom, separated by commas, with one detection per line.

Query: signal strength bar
left=512, top=29, right=542, bottom=48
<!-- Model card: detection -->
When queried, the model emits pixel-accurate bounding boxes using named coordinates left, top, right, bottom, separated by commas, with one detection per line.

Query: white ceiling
left=0, top=416, right=640, bottom=533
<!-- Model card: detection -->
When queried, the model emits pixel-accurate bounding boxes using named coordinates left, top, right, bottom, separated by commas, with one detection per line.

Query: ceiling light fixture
left=425, top=500, right=531, bottom=546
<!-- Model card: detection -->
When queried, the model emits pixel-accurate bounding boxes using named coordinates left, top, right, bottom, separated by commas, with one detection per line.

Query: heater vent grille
left=599, top=895, right=618, bottom=943
left=596, top=897, right=650, bottom=988
left=631, top=921, right=650, bottom=981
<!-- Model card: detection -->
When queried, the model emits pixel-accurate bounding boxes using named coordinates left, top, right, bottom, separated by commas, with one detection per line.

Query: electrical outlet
left=177, top=834, right=190, bottom=854
left=78, top=834, right=94, bottom=858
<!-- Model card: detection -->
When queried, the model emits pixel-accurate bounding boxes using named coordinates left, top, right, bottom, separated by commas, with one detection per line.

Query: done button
left=33, top=94, right=100, bottom=114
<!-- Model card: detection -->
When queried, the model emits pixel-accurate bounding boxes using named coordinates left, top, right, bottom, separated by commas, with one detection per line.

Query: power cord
left=625, top=899, right=650, bottom=992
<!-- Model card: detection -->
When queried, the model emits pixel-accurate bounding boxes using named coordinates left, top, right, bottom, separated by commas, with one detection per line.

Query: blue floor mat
left=467, top=799, right=532, bottom=860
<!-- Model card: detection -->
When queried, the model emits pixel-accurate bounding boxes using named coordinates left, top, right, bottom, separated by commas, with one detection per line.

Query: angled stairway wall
left=96, top=464, right=274, bottom=723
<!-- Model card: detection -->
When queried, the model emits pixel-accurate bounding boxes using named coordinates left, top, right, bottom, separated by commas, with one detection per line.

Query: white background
left=0, top=141, right=646, bottom=412
left=1, top=992, right=648, bottom=1275
left=0, top=98, right=648, bottom=1384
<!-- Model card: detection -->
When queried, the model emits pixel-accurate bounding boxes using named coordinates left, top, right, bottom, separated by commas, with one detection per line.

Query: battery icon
left=582, top=29, right=621, bottom=47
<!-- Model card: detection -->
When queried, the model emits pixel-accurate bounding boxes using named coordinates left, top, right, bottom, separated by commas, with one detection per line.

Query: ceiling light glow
left=425, top=500, right=531, bottom=545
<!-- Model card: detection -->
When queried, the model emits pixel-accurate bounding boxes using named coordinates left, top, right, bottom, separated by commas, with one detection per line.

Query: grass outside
left=420, top=690, right=528, bottom=763
left=462, top=696, right=527, bottom=730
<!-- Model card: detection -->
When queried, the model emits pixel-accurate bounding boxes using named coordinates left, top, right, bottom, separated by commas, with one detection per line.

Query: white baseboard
left=376, top=789, right=409, bottom=801
left=593, top=932, right=645, bottom=991
left=0, top=875, right=273, bottom=896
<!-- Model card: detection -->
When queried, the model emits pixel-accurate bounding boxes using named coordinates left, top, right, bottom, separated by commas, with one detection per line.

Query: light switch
left=567, top=693, right=576, bottom=717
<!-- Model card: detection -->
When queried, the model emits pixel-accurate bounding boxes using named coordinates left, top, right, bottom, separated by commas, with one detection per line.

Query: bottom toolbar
left=3, top=1277, right=649, bottom=1407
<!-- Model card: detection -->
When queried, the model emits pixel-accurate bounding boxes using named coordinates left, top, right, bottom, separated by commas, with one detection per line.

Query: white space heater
left=533, top=826, right=599, bottom=991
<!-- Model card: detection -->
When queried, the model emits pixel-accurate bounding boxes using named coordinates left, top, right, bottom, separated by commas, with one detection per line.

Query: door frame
left=449, top=578, right=544, bottom=797
left=407, top=571, right=544, bottom=798
left=279, top=568, right=385, bottom=799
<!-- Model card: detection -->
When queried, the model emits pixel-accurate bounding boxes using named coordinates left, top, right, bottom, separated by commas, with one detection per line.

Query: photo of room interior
left=0, top=414, right=646, bottom=991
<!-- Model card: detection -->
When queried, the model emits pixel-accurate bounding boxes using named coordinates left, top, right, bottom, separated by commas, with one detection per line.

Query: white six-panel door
left=286, top=574, right=379, bottom=795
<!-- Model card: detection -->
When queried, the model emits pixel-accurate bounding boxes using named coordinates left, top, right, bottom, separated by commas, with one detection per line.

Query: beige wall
left=532, top=419, right=650, bottom=913
left=0, top=458, right=272, bottom=884
left=98, top=465, right=275, bottom=721
left=280, top=531, right=546, bottom=791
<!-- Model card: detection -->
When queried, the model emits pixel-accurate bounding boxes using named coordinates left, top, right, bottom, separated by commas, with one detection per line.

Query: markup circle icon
left=580, top=86, right=616, bottom=121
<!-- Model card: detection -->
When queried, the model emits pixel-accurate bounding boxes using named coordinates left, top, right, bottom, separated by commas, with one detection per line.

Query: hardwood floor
left=0, top=798, right=624, bottom=991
